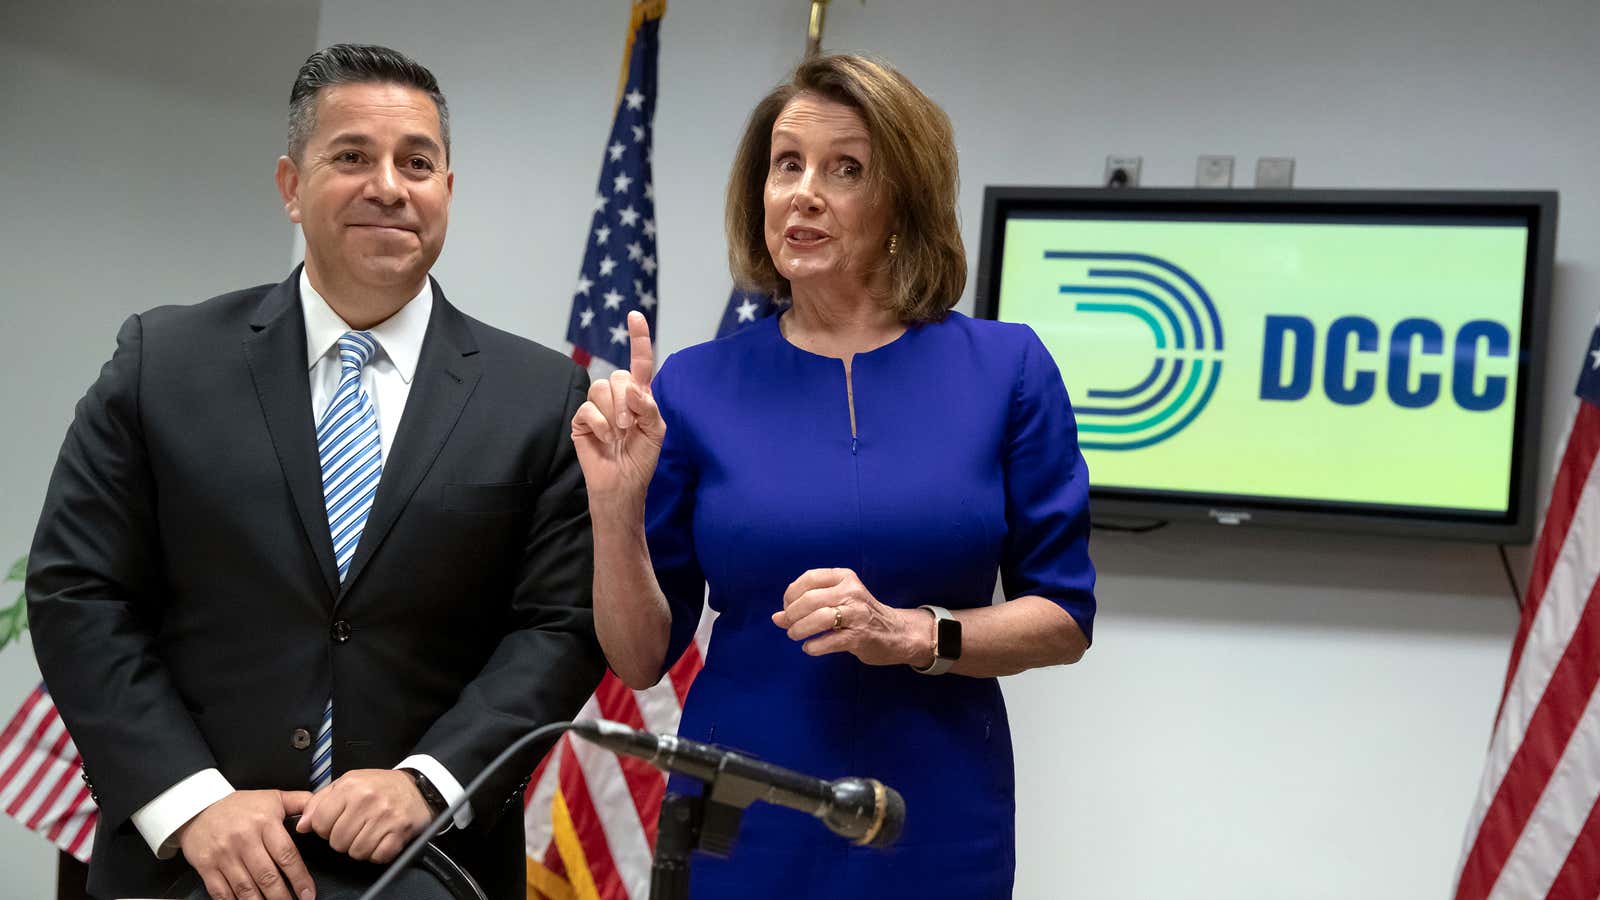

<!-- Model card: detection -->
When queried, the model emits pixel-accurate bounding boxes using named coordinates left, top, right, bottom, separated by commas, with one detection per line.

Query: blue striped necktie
left=311, top=331, right=384, bottom=789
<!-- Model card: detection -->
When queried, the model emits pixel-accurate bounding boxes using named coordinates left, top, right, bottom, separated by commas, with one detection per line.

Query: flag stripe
left=0, top=706, right=63, bottom=805
left=665, top=641, right=701, bottom=706
left=28, top=754, right=83, bottom=832
left=9, top=723, right=71, bottom=816
left=592, top=676, right=665, bottom=831
left=1487, top=677, right=1600, bottom=898
left=66, top=800, right=96, bottom=858
left=1546, top=792, right=1600, bottom=897
left=557, top=741, right=627, bottom=900
left=45, top=784, right=89, bottom=843
left=1501, top=402, right=1600, bottom=718
left=0, top=686, right=100, bottom=863
left=1456, top=439, right=1600, bottom=898
left=1458, top=565, right=1600, bottom=898
left=568, top=739, right=652, bottom=899
left=0, top=687, right=45, bottom=756
left=20, top=730, right=75, bottom=819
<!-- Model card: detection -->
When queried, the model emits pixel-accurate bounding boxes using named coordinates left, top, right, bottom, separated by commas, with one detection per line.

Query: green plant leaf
left=5, top=555, right=24, bottom=582
left=0, top=591, right=25, bottom=653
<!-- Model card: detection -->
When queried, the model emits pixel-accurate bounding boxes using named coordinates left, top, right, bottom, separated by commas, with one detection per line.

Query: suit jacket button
left=291, top=728, right=313, bottom=750
left=331, top=620, right=352, bottom=643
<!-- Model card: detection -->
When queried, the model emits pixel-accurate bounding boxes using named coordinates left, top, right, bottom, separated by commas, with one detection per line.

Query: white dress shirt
left=130, top=269, right=472, bottom=858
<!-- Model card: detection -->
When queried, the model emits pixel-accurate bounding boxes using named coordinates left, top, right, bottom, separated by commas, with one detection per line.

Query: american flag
left=565, top=0, right=662, bottom=375
left=533, top=2, right=714, bottom=898
left=715, top=287, right=781, bottom=340
left=1454, top=319, right=1600, bottom=898
left=525, top=619, right=710, bottom=900
left=0, top=683, right=98, bottom=862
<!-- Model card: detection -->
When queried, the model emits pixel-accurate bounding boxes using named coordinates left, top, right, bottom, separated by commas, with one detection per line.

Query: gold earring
left=887, top=233, right=899, bottom=257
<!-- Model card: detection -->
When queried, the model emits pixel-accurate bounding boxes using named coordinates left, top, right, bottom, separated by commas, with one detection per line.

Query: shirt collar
left=299, top=268, right=433, bottom=384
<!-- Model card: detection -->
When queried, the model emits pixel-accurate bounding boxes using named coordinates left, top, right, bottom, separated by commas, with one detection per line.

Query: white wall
left=0, top=1, right=320, bottom=895
left=2, top=0, right=1593, bottom=897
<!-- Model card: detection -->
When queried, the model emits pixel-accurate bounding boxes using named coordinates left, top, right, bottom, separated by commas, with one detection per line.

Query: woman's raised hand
left=571, top=311, right=665, bottom=506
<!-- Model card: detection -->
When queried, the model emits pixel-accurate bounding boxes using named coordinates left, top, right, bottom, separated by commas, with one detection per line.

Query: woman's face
left=763, top=94, right=893, bottom=294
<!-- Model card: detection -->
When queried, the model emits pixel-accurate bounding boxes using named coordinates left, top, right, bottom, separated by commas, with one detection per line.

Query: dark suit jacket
left=27, top=268, right=606, bottom=899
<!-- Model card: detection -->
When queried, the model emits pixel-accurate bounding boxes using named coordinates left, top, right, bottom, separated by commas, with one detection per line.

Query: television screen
left=975, top=188, right=1557, bottom=542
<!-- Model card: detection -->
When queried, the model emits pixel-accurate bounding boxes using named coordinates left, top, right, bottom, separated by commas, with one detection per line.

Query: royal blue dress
left=645, top=311, right=1096, bottom=898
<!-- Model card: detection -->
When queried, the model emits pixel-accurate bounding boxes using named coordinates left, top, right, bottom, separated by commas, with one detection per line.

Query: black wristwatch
left=400, top=767, right=449, bottom=819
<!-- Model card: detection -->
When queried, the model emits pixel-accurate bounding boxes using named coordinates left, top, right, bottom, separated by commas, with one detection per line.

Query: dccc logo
left=1046, top=251, right=1224, bottom=451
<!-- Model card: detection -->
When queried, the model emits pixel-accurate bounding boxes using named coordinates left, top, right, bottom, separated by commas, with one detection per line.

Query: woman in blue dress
left=571, top=54, right=1096, bottom=898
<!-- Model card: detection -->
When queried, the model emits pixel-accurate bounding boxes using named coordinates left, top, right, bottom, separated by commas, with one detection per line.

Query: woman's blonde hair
left=725, top=54, right=966, bottom=324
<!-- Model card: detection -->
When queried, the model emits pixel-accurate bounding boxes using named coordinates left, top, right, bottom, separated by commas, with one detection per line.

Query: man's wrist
left=399, top=767, right=448, bottom=819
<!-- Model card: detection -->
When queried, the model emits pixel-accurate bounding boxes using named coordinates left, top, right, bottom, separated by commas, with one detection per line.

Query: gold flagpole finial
left=806, top=0, right=830, bottom=58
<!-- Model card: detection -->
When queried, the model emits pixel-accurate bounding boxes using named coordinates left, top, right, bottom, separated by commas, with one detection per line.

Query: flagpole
left=806, top=0, right=829, bottom=57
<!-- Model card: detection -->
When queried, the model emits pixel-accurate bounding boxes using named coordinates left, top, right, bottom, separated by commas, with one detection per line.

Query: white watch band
left=913, top=605, right=956, bottom=675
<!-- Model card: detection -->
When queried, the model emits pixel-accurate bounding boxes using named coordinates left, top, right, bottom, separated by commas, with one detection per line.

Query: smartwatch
left=912, top=605, right=961, bottom=675
left=400, top=767, right=450, bottom=820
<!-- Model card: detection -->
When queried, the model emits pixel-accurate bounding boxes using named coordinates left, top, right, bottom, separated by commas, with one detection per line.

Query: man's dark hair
left=287, top=43, right=450, bottom=163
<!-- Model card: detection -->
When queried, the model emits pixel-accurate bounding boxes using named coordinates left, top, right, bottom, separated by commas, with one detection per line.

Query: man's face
left=276, top=82, right=453, bottom=296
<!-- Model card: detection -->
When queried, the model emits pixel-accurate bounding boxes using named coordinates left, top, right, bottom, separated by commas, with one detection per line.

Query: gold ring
left=832, top=607, right=845, bottom=631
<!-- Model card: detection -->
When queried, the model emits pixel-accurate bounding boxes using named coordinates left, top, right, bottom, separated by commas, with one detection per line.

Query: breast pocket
left=441, top=481, right=537, bottom=514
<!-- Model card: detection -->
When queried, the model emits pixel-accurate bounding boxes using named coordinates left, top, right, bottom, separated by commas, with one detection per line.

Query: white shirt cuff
left=397, top=754, right=473, bottom=829
left=130, top=768, right=235, bottom=859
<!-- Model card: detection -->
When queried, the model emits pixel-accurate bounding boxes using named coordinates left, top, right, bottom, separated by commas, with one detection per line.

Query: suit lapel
left=243, top=267, right=341, bottom=600
left=339, top=281, right=482, bottom=602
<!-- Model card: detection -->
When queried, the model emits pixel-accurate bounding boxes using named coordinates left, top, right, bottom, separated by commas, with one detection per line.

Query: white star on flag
left=1591, top=348, right=1600, bottom=369
left=566, top=33, right=661, bottom=376
left=638, top=289, right=657, bottom=310
left=609, top=323, right=629, bottom=344
left=643, top=219, right=656, bottom=238
left=644, top=182, right=655, bottom=201
left=736, top=297, right=760, bottom=322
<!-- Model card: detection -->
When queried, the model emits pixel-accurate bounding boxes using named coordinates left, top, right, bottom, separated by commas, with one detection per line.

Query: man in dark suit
left=26, top=44, right=604, bottom=900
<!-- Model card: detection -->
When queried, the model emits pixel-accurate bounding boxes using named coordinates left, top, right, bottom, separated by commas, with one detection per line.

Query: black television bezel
left=973, top=186, right=1558, bottom=544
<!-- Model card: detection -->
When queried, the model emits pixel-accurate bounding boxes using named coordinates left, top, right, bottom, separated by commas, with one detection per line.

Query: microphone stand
left=649, top=752, right=786, bottom=900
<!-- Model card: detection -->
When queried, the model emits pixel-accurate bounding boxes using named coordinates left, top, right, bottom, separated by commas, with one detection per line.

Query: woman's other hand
left=773, top=567, right=934, bottom=668
left=571, top=310, right=664, bottom=509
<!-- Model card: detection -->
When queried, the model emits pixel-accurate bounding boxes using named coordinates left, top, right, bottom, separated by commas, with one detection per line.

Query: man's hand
left=175, top=789, right=315, bottom=900
left=295, top=769, right=432, bottom=864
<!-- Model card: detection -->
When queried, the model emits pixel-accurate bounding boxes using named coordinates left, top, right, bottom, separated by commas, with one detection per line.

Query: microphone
left=570, top=719, right=905, bottom=848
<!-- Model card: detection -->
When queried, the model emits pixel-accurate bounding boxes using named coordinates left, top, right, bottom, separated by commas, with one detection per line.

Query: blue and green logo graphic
left=1046, top=252, right=1224, bottom=451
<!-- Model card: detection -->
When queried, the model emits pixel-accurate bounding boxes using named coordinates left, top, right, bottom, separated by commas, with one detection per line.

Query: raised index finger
left=627, top=310, right=654, bottom=387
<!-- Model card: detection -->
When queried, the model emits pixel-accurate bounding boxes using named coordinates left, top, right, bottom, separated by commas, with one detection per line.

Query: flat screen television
left=974, top=187, right=1557, bottom=542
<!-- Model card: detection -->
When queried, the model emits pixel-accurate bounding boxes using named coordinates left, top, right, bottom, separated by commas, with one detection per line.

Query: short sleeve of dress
left=1000, top=327, right=1098, bottom=644
left=644, top=358, right=708, bottom=675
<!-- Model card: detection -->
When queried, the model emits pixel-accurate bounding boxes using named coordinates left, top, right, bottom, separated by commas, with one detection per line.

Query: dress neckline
left=766, top=310, right=919, bottom=365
